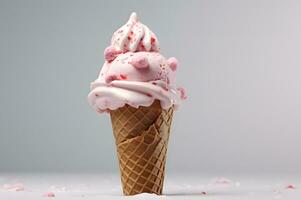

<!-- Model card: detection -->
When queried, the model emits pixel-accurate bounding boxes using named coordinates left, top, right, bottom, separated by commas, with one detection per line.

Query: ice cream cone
left=88, top=12, right=185, bottom=196
left=110, top=100, right=173, bottom=195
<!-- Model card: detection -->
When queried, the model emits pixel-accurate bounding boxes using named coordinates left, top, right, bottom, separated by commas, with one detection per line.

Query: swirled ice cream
left=88, top=12, right=186, bottom=113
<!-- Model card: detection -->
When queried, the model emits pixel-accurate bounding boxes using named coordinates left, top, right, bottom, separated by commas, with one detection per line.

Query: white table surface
left=0, top=173, right=299, bottom=200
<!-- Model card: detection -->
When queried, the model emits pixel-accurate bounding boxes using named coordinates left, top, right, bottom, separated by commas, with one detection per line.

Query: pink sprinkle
left=43, top=192, right=55, bottom=197
left=104, top=46, right=121, bottom=62
left=105, top=75, right=118, bottom=83
left=286, top=184, right=296, bottom=189
left=140, top=44, right=146, bottom=51
left=146, top=93, right=152, bottom=97
left=130, top=56, right=149, bottom=69
left=200, top=191, right=208, bottom=195
left=167, top=57, right=178, bottom=71
left=119, top=74, right=127, bottom=80
left=151, top=37, right=156, bottom=44
left=177, top=87, right=187, bottom=100
left=15, top=186, right=24, bottom=191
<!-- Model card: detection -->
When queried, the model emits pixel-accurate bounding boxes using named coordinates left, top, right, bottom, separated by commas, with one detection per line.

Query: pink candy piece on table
left=104, top=46, right=122, bottom=62
left=286, top=184, right=296, bottom=189
left=43, top=191, right=55, bottom=197
left=3, top=183, right=24, bottom=191
left=130, top=55, right=149, bottom=69
left=167, top=57, right=178, bottom=71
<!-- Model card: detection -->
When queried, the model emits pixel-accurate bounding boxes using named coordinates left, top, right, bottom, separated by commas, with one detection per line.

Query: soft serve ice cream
left=88, top=12, right=186, bottom=113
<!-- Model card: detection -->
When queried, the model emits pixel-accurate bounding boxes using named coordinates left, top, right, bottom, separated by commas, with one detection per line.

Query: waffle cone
left=110, top=100, right=174, bottom=195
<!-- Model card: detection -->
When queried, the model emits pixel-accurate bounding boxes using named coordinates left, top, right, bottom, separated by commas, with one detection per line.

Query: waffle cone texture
left=110, top=100, right=174, bottom=195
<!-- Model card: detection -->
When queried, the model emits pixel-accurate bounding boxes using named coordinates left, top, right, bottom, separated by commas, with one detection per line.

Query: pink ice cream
left=88, top=12, right=186, bottom=113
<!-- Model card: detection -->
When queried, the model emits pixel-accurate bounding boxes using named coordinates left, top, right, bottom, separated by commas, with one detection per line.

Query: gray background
left=0, top=0, right=300, bottom=175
